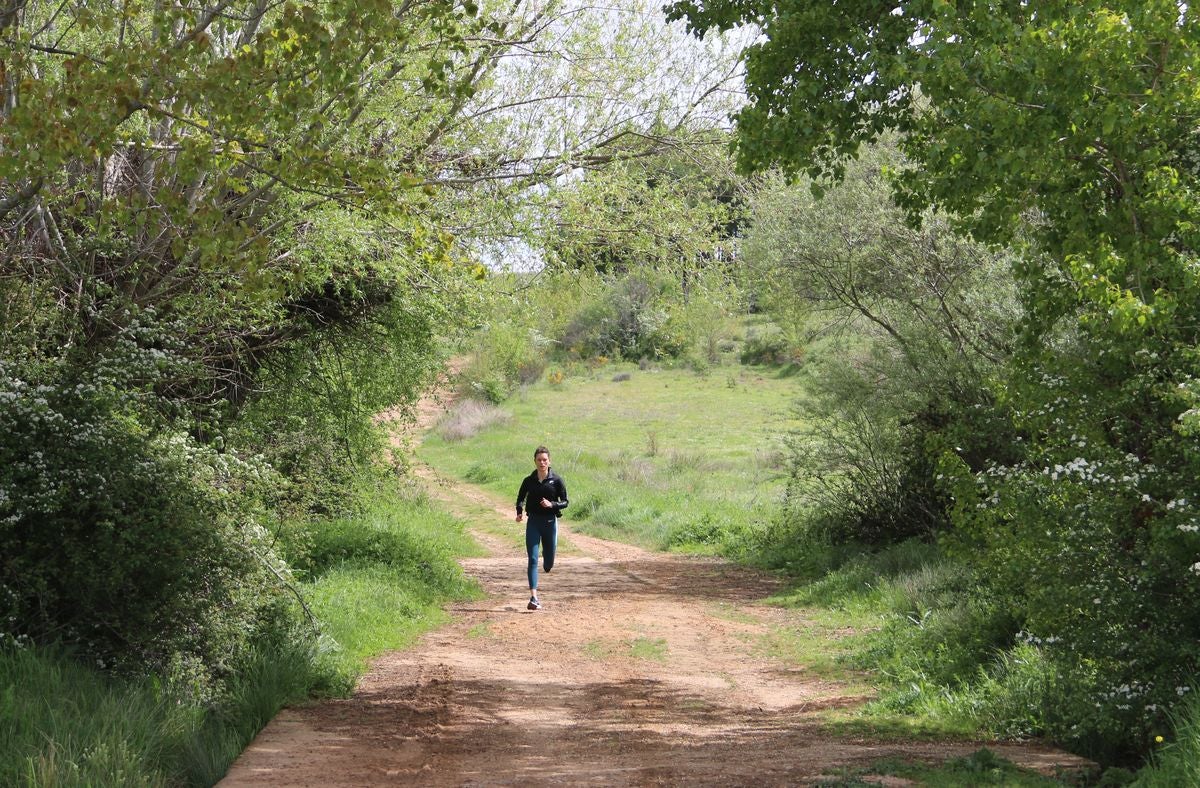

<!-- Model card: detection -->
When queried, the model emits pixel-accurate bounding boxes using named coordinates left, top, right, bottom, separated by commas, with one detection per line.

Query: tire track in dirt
left=220, top=368, right=1094, bottom=787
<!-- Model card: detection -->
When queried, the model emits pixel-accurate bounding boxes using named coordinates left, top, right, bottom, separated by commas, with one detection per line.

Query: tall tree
left=0, top=0, right=747, bottom=678
left=670, top=0, right=1200, bottom=752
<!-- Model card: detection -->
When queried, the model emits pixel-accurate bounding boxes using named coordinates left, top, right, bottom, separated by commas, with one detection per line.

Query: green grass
left=1, top=488, right=481, bottom=786
left=753, top=612, right=872, bottom=683
left=1, top=644, right=198, bottom=786
left=466, top=622, right=493, bottom=639
left=582, top=636, right=669, bottom=662
left=0, top=639, right=320, bottom=787
left=419, top=362, right=802, bottom=553
left=707, top=601, right=760, bottom=624
left=295, top=490, right=483, bottom=694
left=582, top=639, right=610, bottom=660
left=815, top=748, right=1076, bottom=786
left=1131, top=693, right=1200, bottom=786
left=628, top=636, right=669, bottom=661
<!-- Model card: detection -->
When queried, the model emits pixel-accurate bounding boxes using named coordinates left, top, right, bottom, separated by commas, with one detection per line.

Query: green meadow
left=418, top=361, right=803, bottom=554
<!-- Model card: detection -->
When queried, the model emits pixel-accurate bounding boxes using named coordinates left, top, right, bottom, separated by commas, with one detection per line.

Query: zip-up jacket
left=516, top=469, right=568, bottom=519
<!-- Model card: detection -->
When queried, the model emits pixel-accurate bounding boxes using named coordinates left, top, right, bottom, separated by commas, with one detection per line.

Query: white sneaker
left=527, top=597, right=541, bottom=611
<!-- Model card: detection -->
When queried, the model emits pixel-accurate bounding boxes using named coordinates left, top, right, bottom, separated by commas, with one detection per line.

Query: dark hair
left=533, top=445, right=550, bottom=458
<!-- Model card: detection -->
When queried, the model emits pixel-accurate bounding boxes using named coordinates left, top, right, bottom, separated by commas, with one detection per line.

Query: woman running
left=515, top=445, right=568, bottom=610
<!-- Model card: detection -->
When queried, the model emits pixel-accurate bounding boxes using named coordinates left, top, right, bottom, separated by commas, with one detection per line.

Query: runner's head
left=534, top=446, right=550, bottom=472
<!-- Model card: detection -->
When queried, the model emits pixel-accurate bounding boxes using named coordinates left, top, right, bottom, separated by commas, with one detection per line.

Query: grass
left=1130, top=693, right=1200, bottom=786
left=707, top=601, right=760, bottom=624
left=294, top=490, right=483, bottom=694
left=582, top=636, right=670, bottom=662
left=815, top=748, right=1075, bottom=787
left=466, top=623, right=493, bottom=639
left=628, top=636, right=669, bottom=661
left=1, top=644, right=196, bottom=786
left=1, top=487, right=481, bottom=786
left=418, top=361, right=802, bottom=553
left=0, top=639, right=319, bottom=787
left=753, top=613, right=872, bottom=683
left=436, top=399, right=511, bottom=443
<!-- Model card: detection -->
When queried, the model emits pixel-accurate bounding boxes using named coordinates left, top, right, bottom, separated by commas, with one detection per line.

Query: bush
left=0, top=488, right=479, bottom=787
left=939, top=412, right=1200, bottom=760
left=230, top=298, right=441, bottom=520
left=457, top=321, right=552, bottom=403
left=739, top=332, right=804, bottom=366
left=666, top=513, right=755, bottom=553
left=559, top=272, right=690, bottom=361
left=0, top=366, right=291, bottom=698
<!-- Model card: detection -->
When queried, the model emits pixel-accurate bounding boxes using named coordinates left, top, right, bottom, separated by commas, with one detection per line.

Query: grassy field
left=418, top=361, right=804, bottom=554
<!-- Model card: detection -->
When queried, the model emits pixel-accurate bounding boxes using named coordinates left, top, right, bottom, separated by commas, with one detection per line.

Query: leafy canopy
left=669, top=0, right=1200, bottom=752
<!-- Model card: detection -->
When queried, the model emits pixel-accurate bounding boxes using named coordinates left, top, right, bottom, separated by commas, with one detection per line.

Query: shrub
left=667, top=513, right=726, bottom=547
left=0, top=488, right=478, bottom=787
left=229, top=297, right=441, bottom=520
left=457, top=321, right=551, bottom=403
left=739, top=332, right=803, bottom=366
left=935, top=383, right=1200, bottom=761
left=0, top=366, right=291, bottom=697
left=558, top=272, right=690, bottom=361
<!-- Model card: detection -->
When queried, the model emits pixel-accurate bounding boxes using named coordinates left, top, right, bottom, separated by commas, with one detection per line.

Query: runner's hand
left=540, top=497, right=553, bottom=508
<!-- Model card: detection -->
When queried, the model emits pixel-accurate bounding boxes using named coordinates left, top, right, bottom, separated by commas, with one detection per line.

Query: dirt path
left=220, top=374, right=1094, bottom=787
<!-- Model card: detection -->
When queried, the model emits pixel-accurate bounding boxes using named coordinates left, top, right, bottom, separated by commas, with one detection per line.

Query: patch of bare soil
left=219, top=369, right=1094, bottom=787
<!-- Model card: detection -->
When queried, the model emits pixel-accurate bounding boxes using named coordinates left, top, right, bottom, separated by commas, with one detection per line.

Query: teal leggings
left=525, top=518, right=557, bottom=590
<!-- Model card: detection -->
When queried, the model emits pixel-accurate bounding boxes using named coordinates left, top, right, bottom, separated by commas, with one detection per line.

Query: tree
left=0, top=0, right=749, bottom=681
left=541, top=138, right=744, bottom=274
left=743, top=140, right=1017, bottom=375
left=670, top=0, right=1200, bottom=754
left=743, top=140, right=1020, bottom=543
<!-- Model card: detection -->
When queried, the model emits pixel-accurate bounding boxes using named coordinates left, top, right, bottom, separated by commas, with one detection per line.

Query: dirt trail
left=220, top=373, right=1093, bottom=787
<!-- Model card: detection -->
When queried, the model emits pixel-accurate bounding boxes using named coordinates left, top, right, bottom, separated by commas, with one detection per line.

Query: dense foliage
left=1, top=489, right=477, bottom=785
left=0, top=0, right=743, bottom=746
left=743, top=142, right=1019, bottom=544
left=0, top=0, right=473, bottom=693
left=673, top=0, right=1200, bottom=760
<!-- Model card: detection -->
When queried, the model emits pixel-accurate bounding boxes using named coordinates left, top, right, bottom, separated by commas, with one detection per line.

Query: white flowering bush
left=0, top=359, right=294, bottom=696
left=938, top=350, right=1200, bottom=758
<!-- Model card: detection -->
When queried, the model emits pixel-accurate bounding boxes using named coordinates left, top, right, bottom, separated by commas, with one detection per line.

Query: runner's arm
left=515, top=476, right=531, bottom=517
left=551, top=477, right=568, bottom=514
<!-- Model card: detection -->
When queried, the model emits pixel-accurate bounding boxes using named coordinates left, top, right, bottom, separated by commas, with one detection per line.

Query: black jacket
left=516, top=469, right=568, bottom=519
